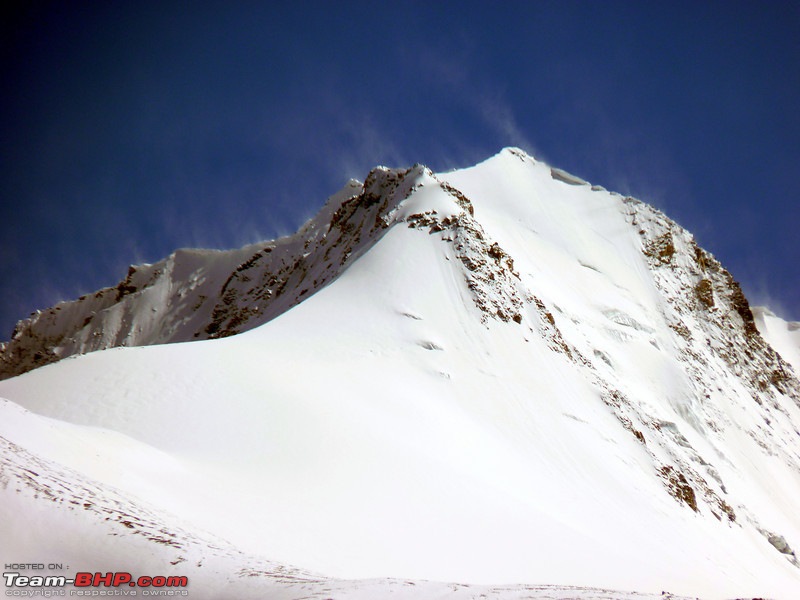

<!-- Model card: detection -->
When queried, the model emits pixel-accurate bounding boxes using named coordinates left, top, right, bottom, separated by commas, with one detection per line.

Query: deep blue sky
left=2, top=1, right=798, bottom=337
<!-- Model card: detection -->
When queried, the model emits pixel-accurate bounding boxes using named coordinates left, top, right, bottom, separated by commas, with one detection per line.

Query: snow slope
left=2, top=148, right=799, bottom=599
left=0, top=173, right=393, bottom=380
left=754, top=306, right=800, bottom=375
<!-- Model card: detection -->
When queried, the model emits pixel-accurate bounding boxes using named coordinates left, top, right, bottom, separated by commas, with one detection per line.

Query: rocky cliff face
left=592, top=194, right=800, bottom=546
left=0, top=167, right=419, bottom=379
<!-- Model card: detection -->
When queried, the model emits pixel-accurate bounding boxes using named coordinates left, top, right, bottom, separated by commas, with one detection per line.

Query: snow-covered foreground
left=1, top=149, right=799, bottom=599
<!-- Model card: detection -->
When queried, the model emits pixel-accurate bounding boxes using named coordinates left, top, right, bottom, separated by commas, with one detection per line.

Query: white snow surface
left=1, top=148, right=800, bottom=599
left=754, top=306, right=800, bottom=376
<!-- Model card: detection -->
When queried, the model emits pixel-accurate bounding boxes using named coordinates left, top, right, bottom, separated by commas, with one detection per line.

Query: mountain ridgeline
left=3, top=150, right=796, bottom=391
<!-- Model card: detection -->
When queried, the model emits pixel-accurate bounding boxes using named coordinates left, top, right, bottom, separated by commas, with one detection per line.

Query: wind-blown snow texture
left=1, top=149, right=799, bottom=599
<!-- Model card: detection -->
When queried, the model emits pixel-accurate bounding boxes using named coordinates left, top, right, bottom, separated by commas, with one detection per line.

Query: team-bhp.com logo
left=4, top=570, right=189, bottom=596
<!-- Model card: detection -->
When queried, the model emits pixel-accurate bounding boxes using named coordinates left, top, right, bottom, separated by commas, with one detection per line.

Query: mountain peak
left=1, top=149, right=800, bottom=597
left=0, top=152, right=789, bottom=385
left=499, top=145, right=535, bottom=160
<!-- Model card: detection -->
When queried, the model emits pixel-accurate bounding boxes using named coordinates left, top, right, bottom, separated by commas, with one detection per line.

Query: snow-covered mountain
left=1, top=148, right=799, bottom=599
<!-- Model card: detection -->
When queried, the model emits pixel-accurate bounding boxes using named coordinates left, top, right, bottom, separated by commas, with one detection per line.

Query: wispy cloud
left=325, top=110, right=413, bottom=181
left=398, top=40, right=543, bottom=168
left=473, top=92, right=538, bottom=156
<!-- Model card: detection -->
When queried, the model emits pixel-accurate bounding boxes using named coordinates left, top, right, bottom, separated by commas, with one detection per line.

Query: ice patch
left=550, top=167, right=589, bottom=186
left=418, top=340, right=444, bottom=351
left=602, top=309, right=654, bottom=334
